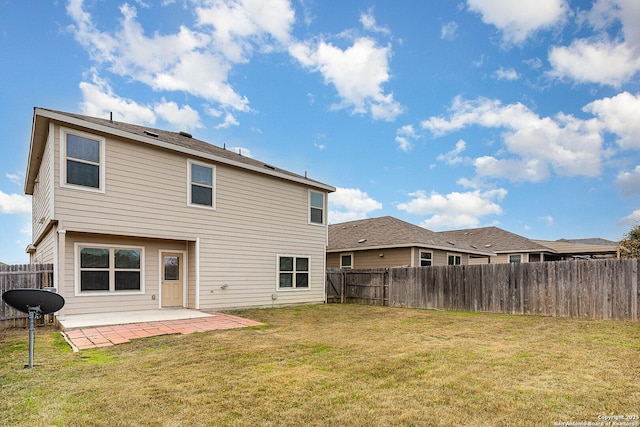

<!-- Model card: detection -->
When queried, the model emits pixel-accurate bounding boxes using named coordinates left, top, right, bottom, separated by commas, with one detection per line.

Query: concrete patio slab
left=60, top=311, right=263, bottom=352
left=57, top=308, right=214, bottom=330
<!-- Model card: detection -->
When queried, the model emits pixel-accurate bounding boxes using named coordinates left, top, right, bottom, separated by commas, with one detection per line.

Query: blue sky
left=1, top=0, right=640, bottom=264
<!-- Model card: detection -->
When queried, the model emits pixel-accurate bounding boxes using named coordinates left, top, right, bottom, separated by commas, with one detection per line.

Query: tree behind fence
left=0, top=264, right=54, bottom=328
left=327, top=259, right=639, bottom=321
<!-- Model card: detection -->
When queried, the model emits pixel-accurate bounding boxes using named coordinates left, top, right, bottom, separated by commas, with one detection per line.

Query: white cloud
left=289, top=37, right=404, bottom=121
left=360, top=9, right=390, bottom=35
left=583, top=91, right=640, bottom=150
left=466, top=0, right=568, bottom=44
left=548, top=39, right=640, bottom=87
left=154, top=100, right=202, bottom=131
left=548, top=0, right=640, bottom=87
left=80, top=73, right=205, bottom=131
left=397, top=188, right=507, bottom=230
left=440, top=22, right=458, bottom=40
left=6, top=173, right=23, bottom=186
left=539, top=215, right=554, bottom=225
left=329, top=187, right=383, bottom=224
left=195, top=0, right=295, bottom=62
left=421, top=96, right=604, bottom=182
left=67, top=0, right=268, bottom=112
left=0, top=191, right=31, bottom=214
left=79, top=74, right=157, bottom=125
left=494, top=67, right=520, bottom=80
left=620, top=209, right=640, bottom=226
left=395, top=124, right=418, bottom=152
left=616, top=165, right=640, bottom=196
left=214, top=112, right=240, bottom=129
left=436, top=139, right=467, bottom=165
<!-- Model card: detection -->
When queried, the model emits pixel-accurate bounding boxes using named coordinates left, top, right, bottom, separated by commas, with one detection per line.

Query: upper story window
left=420, top=251, right=433, bottom=267
left=188, top=160, right=215, bottom=209
left=309, top=191, right=324, bottom=224
left=61, top=128, right=105, bottom=192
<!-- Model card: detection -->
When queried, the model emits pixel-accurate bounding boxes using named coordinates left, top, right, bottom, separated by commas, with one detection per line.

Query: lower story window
left=278, top=255, right=309, bottom=289
left=78, top=245, right=143, bottom=293
left=420, top=251, right=432, bottom=267
left=447, top=254, right=461, bottom=265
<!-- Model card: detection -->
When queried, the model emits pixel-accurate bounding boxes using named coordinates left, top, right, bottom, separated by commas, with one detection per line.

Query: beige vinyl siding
left=59, top=233, right=187, bottom=315
left=31, top=230, right=55, bottom=265
left=493, top=253, right=528, bottom=263
left=51, top=122, right=328, bottom=313
left=327, top=248, right=411, bottom=269
left=31, top=126, right=54, bottom=241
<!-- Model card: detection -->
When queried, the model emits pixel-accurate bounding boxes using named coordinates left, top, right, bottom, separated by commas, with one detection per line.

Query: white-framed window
left=447, top=254, right=462, bottom=265
left=509, top=254, right=522, bottom=263
left=340, top=253, right=353, bottom=269
left=420, top=251, right=433, bottom=267
left=309, top=190, right=325, bottom=225
left=187, top=159, right=215, bottom=209
left=75, top=243, right=144, bottom=295
left=277, top=255, right=310, bottom=290
left=60, top=127, right=105, bottom=193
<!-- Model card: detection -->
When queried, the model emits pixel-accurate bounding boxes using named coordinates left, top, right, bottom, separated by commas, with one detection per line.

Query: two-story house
left=25, top=108, right=335, bottom=317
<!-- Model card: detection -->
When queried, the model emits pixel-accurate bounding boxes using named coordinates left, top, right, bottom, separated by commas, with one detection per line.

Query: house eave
left=328, top=242, right=495, bottom=257
left=30, top=108, right=336, bottom=193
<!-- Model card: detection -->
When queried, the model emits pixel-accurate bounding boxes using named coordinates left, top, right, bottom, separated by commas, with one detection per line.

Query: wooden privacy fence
left=0, top=264, right=54, bottom=328
left=327, top=259, right=640, bottom=321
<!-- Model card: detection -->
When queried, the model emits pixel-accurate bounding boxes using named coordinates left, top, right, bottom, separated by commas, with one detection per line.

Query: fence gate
left=326, top=268, right=388, bottom=306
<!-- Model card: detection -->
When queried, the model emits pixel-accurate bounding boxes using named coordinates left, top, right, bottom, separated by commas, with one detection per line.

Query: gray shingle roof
left=27, top=108, right=334, bottom=194
left=438, top=226, right=551, bottom=253
left=328, top=216, right=493, bottom=255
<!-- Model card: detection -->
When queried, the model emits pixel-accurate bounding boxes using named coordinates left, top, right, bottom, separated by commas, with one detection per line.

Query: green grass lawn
left=1, top=304, right=639, bottom=426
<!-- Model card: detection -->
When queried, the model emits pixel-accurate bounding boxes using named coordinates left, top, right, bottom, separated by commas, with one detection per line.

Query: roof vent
left=447, top=241, right=455, bottom=246
left=264, top=164, right=276, bottom=170
left=144, top=130, right=159, bottom=138
left=358, top=239, right=367, bottom=244
left=470, top=244, right=478, bottom=249
left=485, top=244, right=492, bottom=248
left=179, top=131, right=192, bottom=138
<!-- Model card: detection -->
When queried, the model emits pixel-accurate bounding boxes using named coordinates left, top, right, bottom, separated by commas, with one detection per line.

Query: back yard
left=1, top=304, right=639, bottom=426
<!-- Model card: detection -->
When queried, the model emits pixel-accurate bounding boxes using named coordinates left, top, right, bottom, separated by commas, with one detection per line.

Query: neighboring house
left=25, top=108, right=335, bottom=317
left=438, top=226, right=559, bottom=264
left=531, top=239, right=619, bottom=260
left=327, top=216, right=494, bottom=269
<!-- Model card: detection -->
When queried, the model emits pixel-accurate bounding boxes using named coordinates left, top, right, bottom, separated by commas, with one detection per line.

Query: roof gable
left=25, top=108, right=335, bottom=195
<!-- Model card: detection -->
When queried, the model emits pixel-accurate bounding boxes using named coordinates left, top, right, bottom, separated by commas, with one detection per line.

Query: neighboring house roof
left=25, top=108, right=335, bottom=195
left=328, top=216, right=493, bottom=256
left=556, top=238, right=619, bottom=246
left=437, top=226, right=553, bottom=254
left=532, top=240, right=619, bottom=257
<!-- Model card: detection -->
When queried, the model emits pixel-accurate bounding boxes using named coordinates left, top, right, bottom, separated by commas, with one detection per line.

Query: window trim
left=60, top=127, right=106, bottom=193
left=74, top=243, right=145, bottom=296
left=187, top=159, right=216, bottom=210
left=340, top=252, right=354, bottom=269
left=276, top=254, right=311, bottom=291
left=509, top=254, right=523, bottom=263
left=308, top=190, right=325, bottom=225
left=419, top=250, right=433, bottom=267
left=447, top=253, right=462, bottom=266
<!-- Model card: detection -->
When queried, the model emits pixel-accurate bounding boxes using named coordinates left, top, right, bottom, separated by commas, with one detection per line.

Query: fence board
left=328, top=259, right=640, bottom=322
left=0, top=264, right=54, bottom=327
